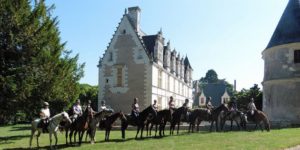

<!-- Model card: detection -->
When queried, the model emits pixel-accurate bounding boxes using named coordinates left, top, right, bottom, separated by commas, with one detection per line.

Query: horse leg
left=150, top=124, right=154, bottom=136
left=85, top=128, right=89, bottom=142
left=65, top=129, right=68, bottom=145
left=235, top=119, right=240, bottom=130
left=36, top=131, right=41, bottom=148
left=79, top=131, right=85, bottom=145
left=108, top=128, right=111, bottom=141
left=176, top=122, right=180, bottom=135
left=135, top=127, right=140, bottom=139
left=54, top=132, right=58, bottom=148
left=146, top=123, right=149, bottom=137
left=258, top=122, right=263, bottom=132
left=210, top=120, right=214, bottom=132
left=216, top=119, right=219, bottom=132
left=154, top=124, right=157, bottom=137
left=69, top=130, right=73, bottom=145
left=140, top=125, right=144, bottom=139
left=29, top=128, right=35, bottom=148
left=49, top=132, right=52, bottom=150
left=74, top=130, right=77, bottom=144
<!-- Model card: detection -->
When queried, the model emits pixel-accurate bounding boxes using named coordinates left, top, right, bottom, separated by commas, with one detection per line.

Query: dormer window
left=294, top=50, right=300, bottom=63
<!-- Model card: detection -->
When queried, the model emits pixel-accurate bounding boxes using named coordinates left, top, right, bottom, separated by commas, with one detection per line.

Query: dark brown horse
left=85, top=109, right=113, bottom=143
left=100, top=112, right=126, bottom=141
left=170, top=106, right=188, bottom=135
left=188, top=108, right=208, bottom=133
left=145, top=109, right=171, bottom=137
left=220, top=110, right=246, bottom=131
left=242, top=110, right=270, bottom=132
left=209, top=104, right=229, bottom=132
left=66, top=108, right=90, bottom=145
left=121, top=105, right=157, bottom=139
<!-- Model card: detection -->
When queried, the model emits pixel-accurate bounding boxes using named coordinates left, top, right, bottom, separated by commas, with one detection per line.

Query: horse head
left=61, top=112, right=72, bottom=124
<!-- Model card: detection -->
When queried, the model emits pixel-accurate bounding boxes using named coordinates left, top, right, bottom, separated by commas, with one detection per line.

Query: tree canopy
left=0, top=0, right=85, bottom=124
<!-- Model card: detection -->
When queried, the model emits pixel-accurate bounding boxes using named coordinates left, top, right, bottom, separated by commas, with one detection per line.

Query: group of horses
left=29, top=104, right=270, bottom=149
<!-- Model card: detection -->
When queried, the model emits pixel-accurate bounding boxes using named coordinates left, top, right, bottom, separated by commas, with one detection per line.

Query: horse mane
left=107, top=112, right=121, bottom=121
left=139, top=105, right=155, bottom=119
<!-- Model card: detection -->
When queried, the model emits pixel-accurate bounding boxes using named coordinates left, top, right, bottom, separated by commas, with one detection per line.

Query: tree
left=0, top=0, right=84, bottom=124
left=78, top=84, right=98, bottom=110
left=234, top=84, right=263, bottom=111
left=200, top=69, right=219, bottom=84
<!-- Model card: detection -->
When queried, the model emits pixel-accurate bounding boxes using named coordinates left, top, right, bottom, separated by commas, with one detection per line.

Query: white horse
left=29, top=111, right=71, bottom=149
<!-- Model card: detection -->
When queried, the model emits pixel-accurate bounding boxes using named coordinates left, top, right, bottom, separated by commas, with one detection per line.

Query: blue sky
left=46, top=0, right=288, bottom=90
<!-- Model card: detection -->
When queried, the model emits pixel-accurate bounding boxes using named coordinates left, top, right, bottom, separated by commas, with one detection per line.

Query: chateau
left=98, top=7, right=193, bottom=112
left=262, top=0, right=300, bottom=125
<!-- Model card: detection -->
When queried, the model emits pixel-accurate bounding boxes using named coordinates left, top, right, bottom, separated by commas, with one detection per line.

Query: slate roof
left=142, top=35, right=157, bottom=57
left=266, top=0, right=300, bottom=49
left=184, top=56, right=192, bottom=70
left=202, top=83, right=227, bottom=106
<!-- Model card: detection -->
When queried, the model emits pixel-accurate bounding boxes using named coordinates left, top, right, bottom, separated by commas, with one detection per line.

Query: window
left=109, top=52, right=113, bottom=61
left=158, top=70, right=162, bottom=88
left=122, top=29, right=126, bottom=34
left=138, top=49, right=143, bottom=59
left=200, top=97, right=205, bottom=105
left=106, top=79, right=109, bottom=84
left=117, top=67, right=123, bottom=87
left=294, top=50, right=300, bottom=63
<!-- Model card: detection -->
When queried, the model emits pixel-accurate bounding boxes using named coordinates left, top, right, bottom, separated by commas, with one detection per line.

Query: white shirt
left=99, top=105, right=107, bottom=111
left=248, top=102, right=257, bottom=111
left=40, top=108, right=50, bottom=119
left=73, top=104, right=82, bottom=115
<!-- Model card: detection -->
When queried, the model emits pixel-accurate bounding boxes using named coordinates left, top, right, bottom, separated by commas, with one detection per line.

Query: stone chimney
left=127, top=6, right=141, bottom=32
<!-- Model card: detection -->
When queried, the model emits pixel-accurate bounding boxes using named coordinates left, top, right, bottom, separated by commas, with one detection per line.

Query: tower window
left=122, top=29, right=126, bottom=34
left=294, top=50, right=300, bottom=63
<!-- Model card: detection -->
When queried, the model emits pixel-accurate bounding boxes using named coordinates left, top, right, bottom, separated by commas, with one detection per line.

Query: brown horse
left=85, top=109, right=114, bottom=143
left=220, top=110, right=246, bottom=131
left=188, top=108, right=206, bottom=133
left=67, top=108, right=90, bottom=145
left=145, top=109, right=171, bottom=137
left=100, top=112, right=126, bottom=141
left=209, top=104, right=229, bottom=132
left=170, top=106, right=188, bottom=135
left=242, top=110, right=270, bottom=132
left=121, top=105, right=157, bottom=139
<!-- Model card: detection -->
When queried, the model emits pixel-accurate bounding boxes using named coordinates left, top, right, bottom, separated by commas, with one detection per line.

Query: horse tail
left=261, top=112, right=270, bottom=132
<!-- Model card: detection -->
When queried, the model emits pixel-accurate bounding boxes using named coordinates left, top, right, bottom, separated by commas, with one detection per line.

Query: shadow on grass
left=0, top=135, right=30, bottom=144
left=3, top=143, right=71, bottom=150
left=9, top=126, right=31, bottom=131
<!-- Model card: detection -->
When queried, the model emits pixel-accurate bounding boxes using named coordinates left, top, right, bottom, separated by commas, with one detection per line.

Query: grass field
left=1, top=124, right=300, bottom=150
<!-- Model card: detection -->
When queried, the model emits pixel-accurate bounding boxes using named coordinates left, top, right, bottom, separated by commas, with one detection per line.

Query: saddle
left=38, top=119, right=49, bottom=133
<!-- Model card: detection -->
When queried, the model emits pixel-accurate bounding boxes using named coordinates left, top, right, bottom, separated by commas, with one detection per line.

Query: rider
left=39, top=102, right=50, bottom=133
left=87, top=100, right=95, bottom=115
left=152, top=99, right=159, bottom=111
left=168, top=96, right=176, bottom=114
left=72, top=99, right=82, bottom=121
left=247, top=98, right=257, bottom=116
left=229, top=99, right=238, bottom=112
left=182, top=99, right=190, bottom=121
left=206, top=97, right=214, bottom=114
left=99, top=100, right=107, bottom=111
left=131, top=97, right=140, bottom=119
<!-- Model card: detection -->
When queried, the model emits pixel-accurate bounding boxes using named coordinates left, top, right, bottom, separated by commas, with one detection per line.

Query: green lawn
left=1, top=124, right=300, bottom=150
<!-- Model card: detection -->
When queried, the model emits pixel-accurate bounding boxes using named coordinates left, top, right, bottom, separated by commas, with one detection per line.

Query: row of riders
left=30, top=97, right=270, bottom=149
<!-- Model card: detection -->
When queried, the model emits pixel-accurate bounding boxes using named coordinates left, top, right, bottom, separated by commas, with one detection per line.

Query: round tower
left=262, top=0, right=300, bottom=125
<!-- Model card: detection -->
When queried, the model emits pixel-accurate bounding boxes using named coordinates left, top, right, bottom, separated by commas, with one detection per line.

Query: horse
left=67, top=108, right=90, bottom=145
left=145, top=109, right=171, bottom=137
left=85, top=109, right=114, bottom=143
left=170, top=106, right=188, bottom=135
left=100, top=111, right=126, bottom=141
left=220, top=110, right=246, bottom=131
left=29, top=112, right=71, bottom=149
left=188, top=108, right=207, bottom=133
left=242, top=110, right=270, bottom=132
left=121, top=105, right=157, bottom=139
left=209, top=104, right=229, bottom=132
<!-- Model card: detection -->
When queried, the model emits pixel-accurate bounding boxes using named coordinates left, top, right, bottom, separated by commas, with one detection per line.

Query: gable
left=101, top=14, right=150, bottom=65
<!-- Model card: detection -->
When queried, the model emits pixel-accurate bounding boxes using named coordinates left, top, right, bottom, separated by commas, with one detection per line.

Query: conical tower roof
left=266, top=0, right=300, bottom=49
